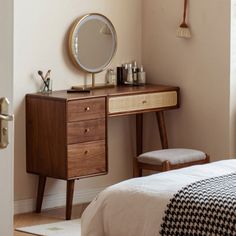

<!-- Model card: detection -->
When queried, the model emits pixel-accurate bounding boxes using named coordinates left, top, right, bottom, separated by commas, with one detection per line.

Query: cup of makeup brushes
left=42, top=79, right=52, bottom=93
left=38, top=70, right=52, bottom=93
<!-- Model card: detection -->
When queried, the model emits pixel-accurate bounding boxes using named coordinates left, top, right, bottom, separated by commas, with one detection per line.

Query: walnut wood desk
left=26, top=84, right=180, bottom=220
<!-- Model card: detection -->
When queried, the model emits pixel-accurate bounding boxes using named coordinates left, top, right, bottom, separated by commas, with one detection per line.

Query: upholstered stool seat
left=137, top=148, right=209, bottom=176
left=138, top=149, right=207, bottom=165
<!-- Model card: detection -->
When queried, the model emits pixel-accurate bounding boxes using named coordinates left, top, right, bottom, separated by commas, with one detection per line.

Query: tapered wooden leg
left=36, top=176, right=46, bottom=213
left=134, top=114, right=143, bottom=177
left=136, top=114, right=143, bottom=155
left=66, top=180, right=75, bottom=220
left=156, top=111, right=169, bottom=149
left=138, top=167, right=143, bottom=177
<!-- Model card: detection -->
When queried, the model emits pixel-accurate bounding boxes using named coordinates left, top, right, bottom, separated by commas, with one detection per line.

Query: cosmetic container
left=117, top=66, right=123, bottom=85
left=126, top=64, right=133, bottom=84
left=132, top=61, right=138, bottom=85
left=107, top=69, right=116, bottom=85
left=138, top=66, right=146, bottom=85
left=122, top=63, right=128, bottom=84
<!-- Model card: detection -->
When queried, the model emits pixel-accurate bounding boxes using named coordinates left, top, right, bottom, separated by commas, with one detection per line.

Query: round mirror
left=68, top=13, right=117, bottom=74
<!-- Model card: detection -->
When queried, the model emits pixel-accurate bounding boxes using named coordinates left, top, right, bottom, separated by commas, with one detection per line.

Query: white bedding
left=81, top=160, right=236, bottom=236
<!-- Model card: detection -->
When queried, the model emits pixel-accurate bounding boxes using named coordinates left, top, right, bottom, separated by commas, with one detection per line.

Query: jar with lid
left=106, top=69, right=117, bottom=85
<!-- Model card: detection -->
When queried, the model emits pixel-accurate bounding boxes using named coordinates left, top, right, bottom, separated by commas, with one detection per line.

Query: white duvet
left=81, top=160, right=236, bottom=236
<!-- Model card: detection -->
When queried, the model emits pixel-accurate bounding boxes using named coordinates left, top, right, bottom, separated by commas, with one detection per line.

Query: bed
left=81, top=160, right=236, bottom=236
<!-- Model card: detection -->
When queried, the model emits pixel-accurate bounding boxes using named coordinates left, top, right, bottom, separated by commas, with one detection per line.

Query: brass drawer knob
left=142, top=100, right=147, bottom=104
left=84, top=128, right=90, bottom=133
left=84, top=150, right=89, bottom=155
left=84, top=107, right=90, bottom=111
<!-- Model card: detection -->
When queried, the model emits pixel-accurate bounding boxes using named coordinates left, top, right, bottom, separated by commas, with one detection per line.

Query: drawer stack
left=67, top=97, right=107, bottom=178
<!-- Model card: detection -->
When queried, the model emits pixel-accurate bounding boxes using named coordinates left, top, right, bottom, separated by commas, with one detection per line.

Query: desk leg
left=134, top=114, right=143, bottom=177
left=66, top=179, right=75, bottom=220
left=156, top=111, right=169, bottom=149
left=36, top=175, right=46, bottom=213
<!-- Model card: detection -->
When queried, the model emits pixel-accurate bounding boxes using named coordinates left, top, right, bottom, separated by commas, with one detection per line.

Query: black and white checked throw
left=160, top=172, right=236, bottom=235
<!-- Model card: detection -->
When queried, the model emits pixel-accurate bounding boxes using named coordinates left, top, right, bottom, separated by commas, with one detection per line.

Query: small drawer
left=67, top=98, right=106, bottom=122
left=108, top=91, right=178, bottom=115
left=67, top=118, right=106, bottom=144
left=67, top=140, right=106, bottom=178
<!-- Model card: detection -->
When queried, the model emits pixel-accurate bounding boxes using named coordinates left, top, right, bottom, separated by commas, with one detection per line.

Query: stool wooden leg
left=36, top=175, right=46, bottom=213
left=205, top=154, right=210, bottom=163
left=162, top=161, right=171, bottom=171
left=156, top=111, right=169, bottom=149
left=134, top=114, right=143, bottom=177
left=138, top=167, right=143, bottom=177
left=66, top=180, right=75, bottom=220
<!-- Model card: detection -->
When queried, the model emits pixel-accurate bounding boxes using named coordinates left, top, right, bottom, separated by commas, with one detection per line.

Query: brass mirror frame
left=68, top=13, right=117, bottom=90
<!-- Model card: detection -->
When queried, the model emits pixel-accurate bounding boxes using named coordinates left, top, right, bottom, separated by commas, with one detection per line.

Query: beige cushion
left=137, top=148, right=206, bottom=165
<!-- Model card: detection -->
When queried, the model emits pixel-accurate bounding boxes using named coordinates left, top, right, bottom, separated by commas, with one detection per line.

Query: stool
left=134, top=111, right=210, bottom=177
left=137, top=148, right=209, bottom=177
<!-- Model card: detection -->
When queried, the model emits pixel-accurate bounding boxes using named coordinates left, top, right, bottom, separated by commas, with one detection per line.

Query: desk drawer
left=67, top=140, right=106, bottom=178
left=108, top=91, right=178, bottom=114
left=68, top=98, right=105, bottom=122
left=67, top=118, right=105, bottom=144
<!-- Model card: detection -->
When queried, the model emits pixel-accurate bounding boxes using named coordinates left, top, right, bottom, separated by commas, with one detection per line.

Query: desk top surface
left=26, top=84, right=179, bottom=101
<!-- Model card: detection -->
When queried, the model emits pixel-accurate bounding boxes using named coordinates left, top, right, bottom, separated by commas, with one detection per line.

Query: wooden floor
left=14, top=203, right=89, bottom=236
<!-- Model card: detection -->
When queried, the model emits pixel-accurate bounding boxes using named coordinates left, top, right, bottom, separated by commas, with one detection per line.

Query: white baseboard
left=14, top=187, right=106, bottom=215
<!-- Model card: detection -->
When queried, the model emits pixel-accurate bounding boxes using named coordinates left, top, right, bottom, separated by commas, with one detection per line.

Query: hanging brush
left=177, top=0, right=191, bottom=39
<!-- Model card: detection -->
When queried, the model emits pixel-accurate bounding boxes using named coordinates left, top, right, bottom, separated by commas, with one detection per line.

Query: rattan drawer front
left=67, top=97, right=105, bottom=122
left=67, top=118, right=105, bottom=144
left=67, top=140, right=106, bottom=178
left=108, top=91, right=178, bottom=114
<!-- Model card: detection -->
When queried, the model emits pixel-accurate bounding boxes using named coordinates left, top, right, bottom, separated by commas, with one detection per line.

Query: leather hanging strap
left=182, top=0, right=188, bottom=24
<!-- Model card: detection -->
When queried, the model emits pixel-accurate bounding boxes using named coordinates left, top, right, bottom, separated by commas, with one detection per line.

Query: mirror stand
left=91, top=73, right=115, bottom=90
left=92, top=73, right=95, bottom=88
left=69, top=73, right=115, bottom=93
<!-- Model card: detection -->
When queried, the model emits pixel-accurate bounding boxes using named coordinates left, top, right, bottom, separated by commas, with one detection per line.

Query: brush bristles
left=176, top=26, right=191, bottom=39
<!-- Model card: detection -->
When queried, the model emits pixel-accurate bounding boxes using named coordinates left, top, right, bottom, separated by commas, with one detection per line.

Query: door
left=0, top=0, right=14, bottom=235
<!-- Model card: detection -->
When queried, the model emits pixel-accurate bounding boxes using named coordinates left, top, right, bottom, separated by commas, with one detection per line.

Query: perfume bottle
left=122, top=63, right=128, bottom=84
left=126, top=63, right=133, bottom=84
left=138, top=65, right=146, bottom=85
left=132, top=61, right=139, bottom=85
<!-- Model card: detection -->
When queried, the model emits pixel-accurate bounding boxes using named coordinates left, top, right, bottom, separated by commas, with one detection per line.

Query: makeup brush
left=177, top=0, right=191, bottom=39
left=44, top=70, right=51, bottom=80
left=38, top=70, right=49, bottom=89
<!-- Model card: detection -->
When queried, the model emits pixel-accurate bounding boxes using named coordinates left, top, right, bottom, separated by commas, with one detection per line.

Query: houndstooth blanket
left=160, top=173, right=236, bottom=236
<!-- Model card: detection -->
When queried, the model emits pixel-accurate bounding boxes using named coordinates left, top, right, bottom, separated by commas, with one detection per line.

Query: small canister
left=107, top=69, right=117, bottom=85
left=117, top=66, right=123, bottom=85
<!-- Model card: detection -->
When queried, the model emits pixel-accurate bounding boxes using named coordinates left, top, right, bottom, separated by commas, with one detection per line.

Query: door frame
left=0, top=0, right=14, bottom=235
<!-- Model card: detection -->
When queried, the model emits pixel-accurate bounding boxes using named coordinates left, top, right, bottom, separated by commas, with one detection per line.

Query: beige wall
left=14, top=0, right=142, bottom=202
left=142, top=0, right=231, bottom=161
left=231, top=0, right=236, bottom=156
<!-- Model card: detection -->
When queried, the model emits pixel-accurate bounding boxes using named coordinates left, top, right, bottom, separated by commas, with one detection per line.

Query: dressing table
left=26, top=84, right=179, bottom=220
left=26, top=13, right=180, bottom=220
